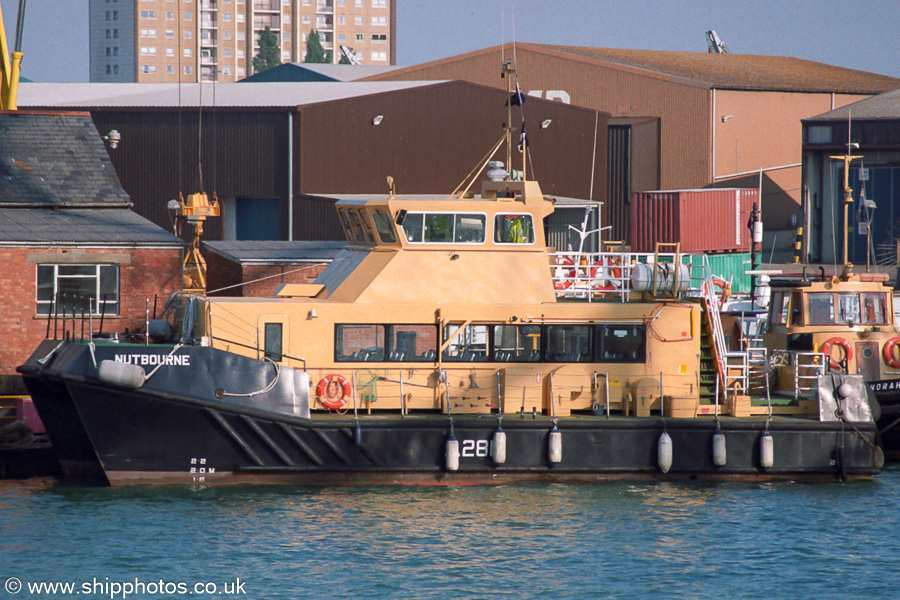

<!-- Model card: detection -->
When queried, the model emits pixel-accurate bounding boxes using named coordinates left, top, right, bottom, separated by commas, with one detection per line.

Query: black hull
left=24, top=379, right=881, bottom=486
left=871, top=382, right=900, bottom=460
left=19, top=341, right=882, bottom=486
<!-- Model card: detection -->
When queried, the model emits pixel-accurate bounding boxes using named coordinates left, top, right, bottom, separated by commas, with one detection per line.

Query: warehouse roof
left=16, top=80, right=447, bottom=110
left=364, top=43, right=900, bottom=95
left=805, top=87, right=900, bottom=121
left=239, top=63, right=400, bottom=83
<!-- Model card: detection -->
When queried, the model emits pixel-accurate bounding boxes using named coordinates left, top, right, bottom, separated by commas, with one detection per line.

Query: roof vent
left=487, top=161, right=507, bottom=182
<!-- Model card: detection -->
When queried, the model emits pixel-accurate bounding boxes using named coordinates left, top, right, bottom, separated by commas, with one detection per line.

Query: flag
left=518, top=123, right=529, bottom=153
left=507, top=83, right=526, bottom=106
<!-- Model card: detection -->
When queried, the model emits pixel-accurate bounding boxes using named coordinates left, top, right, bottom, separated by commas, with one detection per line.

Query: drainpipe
left=288, top=110, right=294, bottom=241
left=711, top=89, right=716, bottom=187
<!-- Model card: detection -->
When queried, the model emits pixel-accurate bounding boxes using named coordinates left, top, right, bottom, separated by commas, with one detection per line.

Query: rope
left=218, top=358, right=281, bottom=398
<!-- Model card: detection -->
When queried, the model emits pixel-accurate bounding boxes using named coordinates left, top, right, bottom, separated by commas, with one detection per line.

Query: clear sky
left=2, top=0, right=899, bottom=82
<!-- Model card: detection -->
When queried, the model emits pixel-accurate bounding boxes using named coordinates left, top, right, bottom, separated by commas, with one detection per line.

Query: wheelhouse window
left=402, top=212, right=486, bottom=244
left=493, top=324, right=541, bottom=362
left=36, top=264, right=119, bottom=315
left=335, top=324, right=385, bottom=362
left=442, top=323, right=489, bottom=362
left=371, top=209, right=397, bottom=244
left=595, top=325, right=646, bottom=363
left=545, top=325, right=591, bottom=362
left=494, top=214, right=534, bottom=244
left=808, top=293, right=835, bottom=325
left=769, top=291, right=790, bottom=325
left=861, top=293, right=888, bottom=325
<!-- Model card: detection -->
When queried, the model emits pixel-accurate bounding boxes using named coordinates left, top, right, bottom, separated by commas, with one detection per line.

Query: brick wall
left=0, top=246, right=183, bottom=376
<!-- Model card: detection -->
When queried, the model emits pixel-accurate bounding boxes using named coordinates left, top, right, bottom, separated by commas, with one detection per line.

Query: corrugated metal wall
left=91, top=81, right=609, bottom=244
left=297, top=81, right=608, bottom=203
left=368, top=46, right=711, bottom=191
left=93, top=110, right=289, bottom=241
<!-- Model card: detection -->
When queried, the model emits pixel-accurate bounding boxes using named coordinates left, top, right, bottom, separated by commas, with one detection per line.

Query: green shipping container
left=690, top=253, right=753, bottom=292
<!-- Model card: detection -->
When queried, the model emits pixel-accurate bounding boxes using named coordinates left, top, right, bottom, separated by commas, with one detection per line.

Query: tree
left=252, top=26, right=281, bottom=74
left=304, top=29, right=330, bottom=64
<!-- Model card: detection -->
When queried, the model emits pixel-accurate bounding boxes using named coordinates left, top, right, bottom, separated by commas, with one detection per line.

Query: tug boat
left=16, top=64, right=883, bottom=485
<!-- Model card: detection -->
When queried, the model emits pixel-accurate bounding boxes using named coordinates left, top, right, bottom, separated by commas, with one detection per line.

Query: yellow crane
left=0, top=1, right=25, bottom=110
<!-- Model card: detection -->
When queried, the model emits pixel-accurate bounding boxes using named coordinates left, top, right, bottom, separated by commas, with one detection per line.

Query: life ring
left=590, top=258, right=622, bottom=291
left=883, top=337, right=900, bottom=369
left=316, top=374, right=352, bottom=410
left=553, top=256, right=575, bottom=291
left=711, top=278, right=730, bottom=307
left=821, top=337, right=853, bottom=370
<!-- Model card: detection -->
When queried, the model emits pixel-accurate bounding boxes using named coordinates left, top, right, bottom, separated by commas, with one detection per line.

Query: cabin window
left=595, top=324, right=645, bottom=363
left=545, top=325, right=592, bottom=362
left=401, top=212, right=486, bottom=244
left=371, top=210, right=397, bottom=243
left=494, top=214, right=535, bottom=244
left=837, top=293, right=861, bottom=325
left=337, top=210, right=355, bottom=242
left=388, top=325, right=437, bottom=362
left=790, top=291, right=804, bottom=325
left=769, top=292, right=790, bottom=325
left=862, top=293, right=888, bottom=325
left=349, top=209, right=374, bottom=243
left=36, top=264, right=119, bottom=316
left=335, top=324, right=385, bottom=362
left=808, top=293, right=835, bottom=325
left=264, top=323, right=283, bottom=362
left=442, top=323, right=489, bottom=362
left=492, top=324, right=541, bottom=362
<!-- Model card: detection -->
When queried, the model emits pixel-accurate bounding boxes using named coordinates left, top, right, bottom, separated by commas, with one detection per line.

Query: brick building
left=0, top=111, right=184, bottom=389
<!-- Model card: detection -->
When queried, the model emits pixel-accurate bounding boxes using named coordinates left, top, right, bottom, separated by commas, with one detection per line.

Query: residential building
left=89, top=0, right=396, bottom=83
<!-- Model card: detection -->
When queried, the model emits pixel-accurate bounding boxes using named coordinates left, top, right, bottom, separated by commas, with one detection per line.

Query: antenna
left=706, top=30, right=728, bottom=53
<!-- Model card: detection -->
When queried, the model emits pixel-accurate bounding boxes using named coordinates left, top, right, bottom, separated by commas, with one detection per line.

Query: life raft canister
left=883, top=337, right=900, bottom=369
left=316, top=374, right=352, bottom=410
left=821, top=337, right=853, bottom=371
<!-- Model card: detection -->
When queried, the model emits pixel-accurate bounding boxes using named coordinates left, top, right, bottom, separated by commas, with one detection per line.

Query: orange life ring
left=553, top=256, right=575, bottom=291
left=590, top=258, right=622, bottom=291
left=316, top=374, right=352, bottom=410
left=711, top=278, right=730, bottom=307
left=883, top=337, right=900, bottom=369
left=821, top=337, right=853, bottom=370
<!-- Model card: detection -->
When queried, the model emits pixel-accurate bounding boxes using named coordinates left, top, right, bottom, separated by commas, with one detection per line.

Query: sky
left=1, top=0, right=899, bottom=82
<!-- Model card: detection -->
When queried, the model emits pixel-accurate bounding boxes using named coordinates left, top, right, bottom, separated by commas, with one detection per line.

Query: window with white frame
left=36, top=264, right=119, bottom=316
left=371, top=16, right=386, bottom=25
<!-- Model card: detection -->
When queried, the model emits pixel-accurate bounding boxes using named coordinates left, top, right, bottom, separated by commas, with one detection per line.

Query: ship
left=16, top=65, right=884, bottom=486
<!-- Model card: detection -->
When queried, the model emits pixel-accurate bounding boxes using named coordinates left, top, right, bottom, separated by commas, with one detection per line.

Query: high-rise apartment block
left=90, top=0, right=396, bottom=83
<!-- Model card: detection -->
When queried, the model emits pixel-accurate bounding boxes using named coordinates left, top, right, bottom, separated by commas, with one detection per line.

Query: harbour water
left=2, top=468, right=899, bottom=599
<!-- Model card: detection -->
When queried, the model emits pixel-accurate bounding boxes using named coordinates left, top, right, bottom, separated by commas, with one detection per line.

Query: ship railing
left=303, top=364, right=701, bottom=417
left=790, top=352, right=827, bottom=400
left=769, top=350, right=826, bottom=400
left=548, top=250, right=708, bottom=302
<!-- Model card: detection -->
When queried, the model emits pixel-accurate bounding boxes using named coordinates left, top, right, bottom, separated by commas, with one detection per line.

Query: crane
left=0, top=0, right=26, bottom=110
left=706, top=30, right=728, bottom=54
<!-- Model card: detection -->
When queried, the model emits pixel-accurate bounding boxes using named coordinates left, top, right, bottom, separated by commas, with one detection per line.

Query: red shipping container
left=629, top=189, right=758, bottom=253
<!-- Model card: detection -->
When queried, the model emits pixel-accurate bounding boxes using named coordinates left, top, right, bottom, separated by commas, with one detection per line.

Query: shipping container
left=690, top=252, right=753, bottom=292
left=630, top=188, right=758, bottom=253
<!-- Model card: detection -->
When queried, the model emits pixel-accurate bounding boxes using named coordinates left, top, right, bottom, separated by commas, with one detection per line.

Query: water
left=3, top=469, right=900, bottom=600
